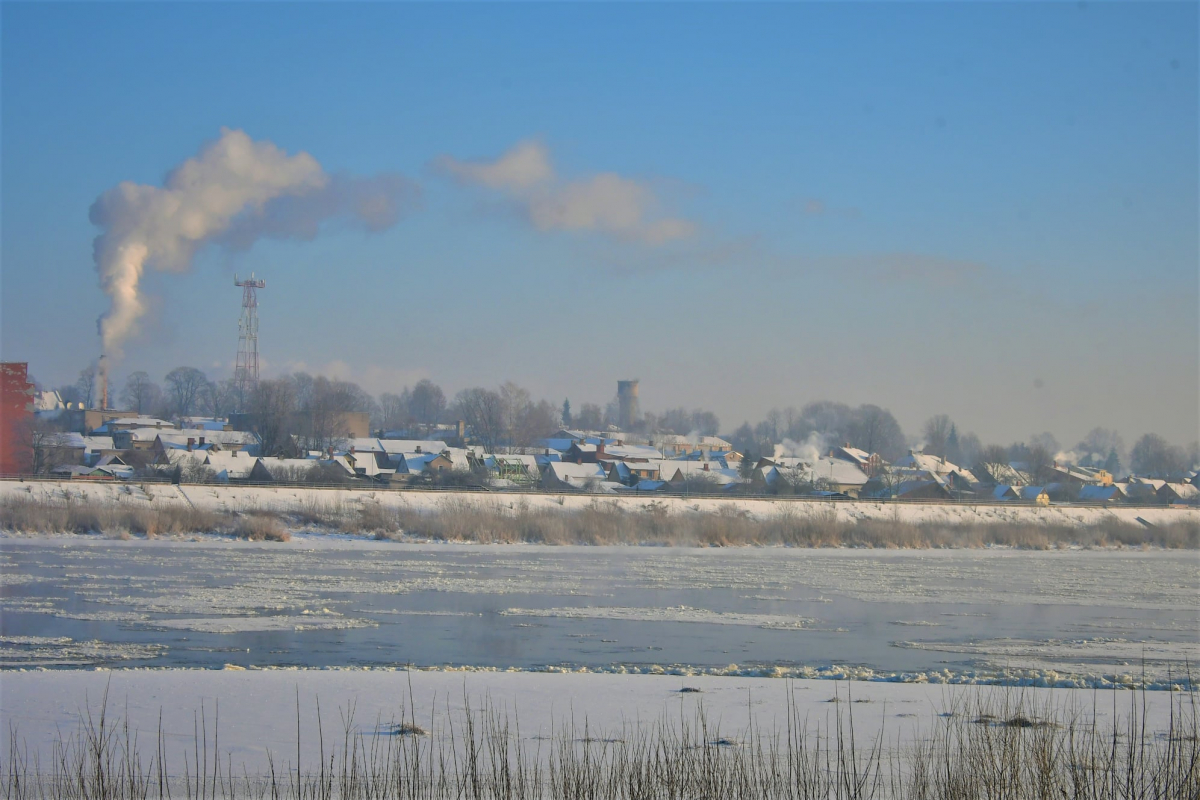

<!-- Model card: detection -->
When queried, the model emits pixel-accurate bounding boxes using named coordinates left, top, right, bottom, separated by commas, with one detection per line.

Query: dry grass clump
left=3, top=682, right=1196, bottom=799
left=0, top=495, right=224, bottom=537
left=372, top=500, right=1199, bottom=550
left=230, top=512, right=290, bottom=542
left=3, top=493, right=1196, bottom=549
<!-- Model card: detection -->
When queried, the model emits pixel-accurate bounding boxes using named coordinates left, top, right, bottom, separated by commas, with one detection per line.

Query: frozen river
left=2, top=537, right=1197, bottom=687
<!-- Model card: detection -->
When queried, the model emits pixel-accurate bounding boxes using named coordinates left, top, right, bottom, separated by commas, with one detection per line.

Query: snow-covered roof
left=992, top=485, right=1018, bottom=500
left=110, top=417, right=173, bottom=427
left=178, top=417, right=229, bottom=431
left=394, top=452, right=448, bottom=475
left=82, top=436, right=114, bottom=452
left=545, top=461, right=607, bottom=483
left=1018, top=486, right=1048, bottom=501
left=894, top=451, right=962, bottom=475
left=256, top=457, right=323, bottom=479
left=33, top=390, right=63, bottom=413
left=1160, top=482, right=1199, bottom=501
left=973, top=462, right=1032, bottom=486
left=38, top=431, right=86, bottom=449
left=203, top=452, right=257, bottom=480
left=1079, top=485, right=1126, bottom=502
left=362, top=439, right=448, bottom=456
left=154, top=429, right=257, bottom=447
left=602, top=444, right=663, bottom=460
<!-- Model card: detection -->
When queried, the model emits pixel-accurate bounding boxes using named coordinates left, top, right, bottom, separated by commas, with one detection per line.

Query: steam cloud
left=91, top=128, right=417, bottom=356
left=775, top=432, right=829, bottom=463
left=434, top=139, right=696, bottom=245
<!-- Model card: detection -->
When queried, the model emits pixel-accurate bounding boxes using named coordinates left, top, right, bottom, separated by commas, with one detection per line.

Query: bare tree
left=512, top=399, right=559, bottom=447
left=76, top=364, right=98, bottom=409
left=248, top=378, right=297, bottom=456
left=293, top=376, right=362, bottom=453
left=922, top=414, right=953, bottom=459
left=453, top=387, right=505, bottom=451
left=844, top=404, right=906, bottom=460
left=975, top=444, right=1010, bottom=470
left=1029, top=431, right=1060, bottom=456
left=1130, top=433, right=1187, bottom=478
left=1076, top=428, right=1125, bottom=468
left=409, top=379, right=446, bottom=430
left=119, top=371, right=159, bottom=415
left=203, top=378, right=238, bottom=419
left=379, top=390, right=412, bottom=432
left=1026, top=444, right=1054, bottom=484
left=574, top=403, right=604, bottom=431
left=164, top=367, right=209, bottom=417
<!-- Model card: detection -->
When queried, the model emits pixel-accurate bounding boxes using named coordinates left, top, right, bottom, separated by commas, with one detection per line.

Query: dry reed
left=3, top=681, right=1195, bottom=799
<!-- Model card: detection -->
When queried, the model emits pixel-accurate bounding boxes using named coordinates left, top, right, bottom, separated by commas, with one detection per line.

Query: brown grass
left=2, top=494, right=1195, bottom=549
left=374, top=498, right=1198, bottom=549
left=230, top=512, right=290, bottom=542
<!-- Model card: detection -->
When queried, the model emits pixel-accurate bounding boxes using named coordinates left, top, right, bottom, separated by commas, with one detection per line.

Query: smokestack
left=616, top=379, right=640, bottom=430
left=98, top=355, right=108, bottom=410
left=90, top=128, right=415, bottom=359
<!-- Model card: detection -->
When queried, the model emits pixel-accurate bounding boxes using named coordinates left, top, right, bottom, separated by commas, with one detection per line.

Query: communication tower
left=233, top=273, right=266, bottom=411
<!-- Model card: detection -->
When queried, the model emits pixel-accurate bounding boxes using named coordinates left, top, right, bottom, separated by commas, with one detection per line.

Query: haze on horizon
left=1, top=2, right=1196, bottom=448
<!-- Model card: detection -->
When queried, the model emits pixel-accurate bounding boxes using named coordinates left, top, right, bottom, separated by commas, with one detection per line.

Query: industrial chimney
left=617, top=379, right=640, bottom=430
left=98, top=354, right=108, bottom=410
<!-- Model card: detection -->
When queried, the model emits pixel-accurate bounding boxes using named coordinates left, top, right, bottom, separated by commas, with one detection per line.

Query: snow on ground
left=0, top=668, right=1188, bottom=778
left=2, top=478, right=1195, bottom=529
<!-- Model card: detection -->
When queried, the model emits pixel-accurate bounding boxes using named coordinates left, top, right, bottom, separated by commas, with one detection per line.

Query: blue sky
left=2, top=2, right=1196, bottom=447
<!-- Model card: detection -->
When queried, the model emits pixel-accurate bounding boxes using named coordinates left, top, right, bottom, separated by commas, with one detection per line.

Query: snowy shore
left=1, top=478, right=1195, bottom=529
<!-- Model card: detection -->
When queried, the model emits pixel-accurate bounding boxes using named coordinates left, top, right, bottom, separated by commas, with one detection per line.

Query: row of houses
left=30, top=416, right=1200, bottom=506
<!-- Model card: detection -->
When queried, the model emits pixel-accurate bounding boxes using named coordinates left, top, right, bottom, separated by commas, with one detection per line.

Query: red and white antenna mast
left=233, top=273, right=266, bottom=411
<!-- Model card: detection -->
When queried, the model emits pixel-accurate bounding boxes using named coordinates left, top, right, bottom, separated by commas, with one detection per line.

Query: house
left=651, top=434, right=733, bottom=457
left=102, top=416, right=174, bottom=433
left=478, top=454, right=542, bottom=486
left=1019, top=486, right=1051, bottom=505
left=341, top=450, right=395, bottom=480
left=972, top=462, right=1033, bottom=488
left=828, top=444, right=883, bottom=476
left=152, top=434, right=219, bottom=461
left=201, top=451, right=258, bottom=482
left=1045, top=463, right=1111, bottom=488
left=1157, top=482, right=1200, bottom=506
left=894, top=479, right=953, bottom=501
left=248, top=457, right=324, bottom=483
left=991, top=485, right=1019, bottom=501
left=607, top=460, right=662, bottom=485
left=1079, top=484, right=1129, bottom=504
left=541, top=461, right=608, bottom=491
left=1126, top=477, right=1166, bottom=501
left=394, top=452, right=453, bottom=478
left=178, top=416, right=233, bottom=432
left=893, top=450, right=963, bottom=477
left=34, top=431, right=86, bottom=467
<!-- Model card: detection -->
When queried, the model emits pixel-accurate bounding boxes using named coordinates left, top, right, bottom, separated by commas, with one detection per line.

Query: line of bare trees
left=38, top=362, right=1199, bottom=479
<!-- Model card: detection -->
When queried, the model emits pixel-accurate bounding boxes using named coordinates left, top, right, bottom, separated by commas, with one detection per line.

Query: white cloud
left=435, top=139, right=695, bottom=245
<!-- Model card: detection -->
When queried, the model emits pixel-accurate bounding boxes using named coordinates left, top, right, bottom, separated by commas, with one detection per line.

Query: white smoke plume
left=774, top=432, right=829, bottom=464
left=91, top=128, right=418, bottom=356
left=434, top=139, right=696, bottom=245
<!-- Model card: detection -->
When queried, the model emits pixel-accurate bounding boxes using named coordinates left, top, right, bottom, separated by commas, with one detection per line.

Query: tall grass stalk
left=4, top=682, right=1196, bottom=799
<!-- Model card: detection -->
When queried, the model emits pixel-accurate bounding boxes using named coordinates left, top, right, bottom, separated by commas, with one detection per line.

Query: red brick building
left=1, top=362, right=35, bottom=474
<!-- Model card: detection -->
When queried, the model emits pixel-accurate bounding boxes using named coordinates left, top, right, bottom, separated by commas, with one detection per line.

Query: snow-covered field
left=0, top=667, right=1189, bottom=777
left=2, top=478, right=1195, bottom=528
